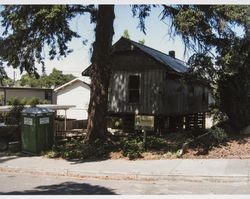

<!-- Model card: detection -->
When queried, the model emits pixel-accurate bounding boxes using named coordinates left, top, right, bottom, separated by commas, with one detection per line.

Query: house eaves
left=54, top=78, right=90, bottom=92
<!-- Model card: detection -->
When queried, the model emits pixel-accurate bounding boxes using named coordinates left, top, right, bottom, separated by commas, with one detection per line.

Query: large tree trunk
left=86, top=5, right=115, bottom=141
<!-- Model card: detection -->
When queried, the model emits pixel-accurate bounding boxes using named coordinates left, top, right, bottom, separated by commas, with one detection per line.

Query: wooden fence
left=55, top=119, right=87, bottom=131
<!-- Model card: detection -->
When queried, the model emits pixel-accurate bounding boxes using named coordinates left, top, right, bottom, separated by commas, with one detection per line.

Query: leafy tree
left=123, top=29, right=130, bottom=39
left=45, top=68, right=75, bottom=88
left=216, top=37, right=250, bottom=130
left=138, top=38, right=145, bottom=45
left=16, top=68, right=75, bottom=88
left=0, top=4, right=248, bottom=142
left=0, top=66, right=8, bottom=86
left=17, top=73, right=41, bottom=87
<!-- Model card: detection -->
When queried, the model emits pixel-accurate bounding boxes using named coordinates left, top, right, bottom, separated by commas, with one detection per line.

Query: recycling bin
left=21, top=107, right=54, bottom=154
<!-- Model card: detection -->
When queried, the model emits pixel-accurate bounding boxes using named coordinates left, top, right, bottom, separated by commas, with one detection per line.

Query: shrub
left=193, top=127, right=228, bottom=150
left=208, top=126, right=228, bottom=144
left=46, top=138, right=114, bottom=160
left=6, top=104, right=24, bottom=125
left=7, top=97, right=23, bottom=106
left=121, top=137, right=144, bottom=160
left=146, top=136, right=167, bottom=149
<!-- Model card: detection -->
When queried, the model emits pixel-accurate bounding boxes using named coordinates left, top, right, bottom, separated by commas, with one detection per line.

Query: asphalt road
left=0, top=172, right=250, bottom=195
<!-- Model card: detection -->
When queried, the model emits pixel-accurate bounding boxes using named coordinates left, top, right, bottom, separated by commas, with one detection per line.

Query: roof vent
left=169, top=51, right=175, bottom=58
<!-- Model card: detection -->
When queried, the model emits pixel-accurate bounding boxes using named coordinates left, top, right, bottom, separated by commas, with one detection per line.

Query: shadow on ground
left=0, top=181, right=117, bottom=195
left=0, top=152, right=33, bottom=164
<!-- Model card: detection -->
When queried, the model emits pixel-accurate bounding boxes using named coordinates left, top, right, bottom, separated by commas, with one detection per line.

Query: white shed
left=54, top=77, right=90, bottom=120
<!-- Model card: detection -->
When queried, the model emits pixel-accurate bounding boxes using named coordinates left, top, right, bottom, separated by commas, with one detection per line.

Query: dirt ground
left=182, top=134, right=250, bottom=159
left=109, top=133, right=250, bottom=160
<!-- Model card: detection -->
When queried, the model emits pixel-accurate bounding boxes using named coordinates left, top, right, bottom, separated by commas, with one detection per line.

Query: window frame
left=127, top=74, right=141, bottom=104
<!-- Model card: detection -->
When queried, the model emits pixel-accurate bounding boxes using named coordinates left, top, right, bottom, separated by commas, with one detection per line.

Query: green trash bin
left=21, top=107, right=54, bottom=154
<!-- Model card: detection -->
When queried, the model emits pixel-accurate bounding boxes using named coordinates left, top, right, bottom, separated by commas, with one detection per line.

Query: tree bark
left=86, top=5, right=115, bottom=141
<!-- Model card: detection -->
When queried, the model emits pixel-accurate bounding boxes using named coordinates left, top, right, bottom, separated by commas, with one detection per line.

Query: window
left=128, top=75, right=140, bottom=103
left=45, top=90, right=52, bottom=101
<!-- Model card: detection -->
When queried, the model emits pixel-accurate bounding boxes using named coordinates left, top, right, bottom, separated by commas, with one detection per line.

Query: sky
left=1, top=4, right=246, bottom=80
left=3, top=5, right=189, bottom=80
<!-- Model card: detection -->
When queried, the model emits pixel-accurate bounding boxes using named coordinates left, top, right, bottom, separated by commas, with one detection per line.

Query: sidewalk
left=0, top=155, right=250, bottom=182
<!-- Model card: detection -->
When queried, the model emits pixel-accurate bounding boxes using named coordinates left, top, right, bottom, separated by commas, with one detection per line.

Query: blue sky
left=3, top=5, right=190, bottom=80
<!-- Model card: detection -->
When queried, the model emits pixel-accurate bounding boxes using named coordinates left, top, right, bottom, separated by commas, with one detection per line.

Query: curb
left=0, top=166, right=249, bottom=183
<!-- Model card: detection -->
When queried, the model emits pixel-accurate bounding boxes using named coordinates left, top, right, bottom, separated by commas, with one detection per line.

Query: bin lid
left=22, top=107, right=54, bottom=115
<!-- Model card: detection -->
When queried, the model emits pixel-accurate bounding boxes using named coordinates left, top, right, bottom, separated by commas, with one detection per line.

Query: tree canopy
left=0, top=5, right=96, bottom=77
left=16, top=68, right=75, bottom=88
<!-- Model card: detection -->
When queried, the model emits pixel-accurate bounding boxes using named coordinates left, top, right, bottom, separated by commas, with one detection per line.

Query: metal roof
left=128, top=39, right=188, bottom=73
left=82, top=37, right=188, bottom=76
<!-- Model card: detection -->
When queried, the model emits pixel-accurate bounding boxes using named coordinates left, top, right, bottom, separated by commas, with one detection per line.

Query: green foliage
left=2, top=77, right=14, bottom=86
left=0, top=66, right=8, bottom=86
left=208, top=126, right=228, bottom=144
left=146, top=136, right=167, bottom=149
left=0, top=5, right=96, bottom=76
left=7, top=97, right=47, bottom=106
left=46, top=68, right=75, bottom=88
left=18, top=74, right=41, bottom=87
left=44, top=150, right=59, bottom=158
left=5, top=102, right=24, bottom=125
left=4, top=96, right=46, bottom=124
left=121, top=137, right=144, bottom=159
left=29, top=97, right=42, bottom=107
left=16, top=68, right=75, bottom=88
left=217, top=39, right=250, bottom=130
left=6, top=97, right=22, bottom=106
left=123, top=29, right=130, bottom=39
left=138, top=38, right=145, bottom=45
left=193, top=127, right=228, bottom=150
left=187, top=53, right=217, bottom=83
left=48, top=138, right=114, bottom=160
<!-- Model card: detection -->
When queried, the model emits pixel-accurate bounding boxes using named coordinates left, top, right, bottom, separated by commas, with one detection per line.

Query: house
left=0, top=86, right=55, bottom=105
left=82, top=37, right=211, bottom=132
left=54, top=77, right=90, bottom=120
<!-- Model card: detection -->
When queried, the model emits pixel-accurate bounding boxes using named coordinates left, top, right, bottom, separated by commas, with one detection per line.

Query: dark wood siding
left=108, top=49, right=210, bottom=116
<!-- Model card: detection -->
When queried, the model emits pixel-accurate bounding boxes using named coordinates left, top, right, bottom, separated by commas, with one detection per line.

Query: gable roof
left=82, top=37, right=188, bottom=76
left=127, top=38, right=188, bottom=73
left=54, top=77, right=90, bottom=92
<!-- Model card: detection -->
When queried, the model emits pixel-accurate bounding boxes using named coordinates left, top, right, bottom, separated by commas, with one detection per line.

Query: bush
left=193, top=127, right=228, bottom=150
left=7, top=97, right=23, bottom=106
left=46, top=138, right=114, bottom=160
left=208, top=126, right=228, bottom=144
left=121, top=137, right=144, bottom=160
left=7, top=97, right=47, bottom=106
left=107, top=117, right=123, bottom=129
left=146, top=136, right=167, bottom=149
